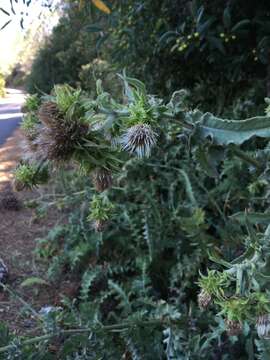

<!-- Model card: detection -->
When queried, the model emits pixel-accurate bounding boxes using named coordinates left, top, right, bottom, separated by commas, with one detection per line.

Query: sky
left=0, top=0, right=59, bottom=74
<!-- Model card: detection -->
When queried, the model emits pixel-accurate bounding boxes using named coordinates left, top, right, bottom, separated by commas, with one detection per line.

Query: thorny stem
left=0, top=283, right=41, bottom=320
left=0, top=319, right=179, bottom=354
left=230, top=145, right=262, bottom=170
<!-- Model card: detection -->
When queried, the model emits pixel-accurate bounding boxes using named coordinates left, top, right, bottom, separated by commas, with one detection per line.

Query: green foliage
left=13, top=162, right=50, bottom=191
left=87, top=194, right=114, bottom=222
left=6, top=75, right=270, bottom=358
left=4, top=0, right=270, bottom=358
left=0, top=74, right=5, bottom=97
left=26, top=3, right=107, bottom=94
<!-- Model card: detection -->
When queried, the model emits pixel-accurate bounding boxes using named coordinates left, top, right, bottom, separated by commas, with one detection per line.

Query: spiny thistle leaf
left=195, top=113, right=270, bottom=145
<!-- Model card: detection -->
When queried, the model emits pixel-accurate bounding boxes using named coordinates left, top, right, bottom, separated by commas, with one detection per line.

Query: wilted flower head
left=92, top=168, right=113, bottom=192
left=34, top=118, right=88, bottom=162
left=38, top=101, right=61, bottom=128
left=34, top=101, right=88, bottom=161
left=225, top=319, right=242, bottom=336
left=198, top=289, right=212, bottom=310
left=93, top=219, right=108, bottom=232
left=256, top=314, right=270, bottom=339
left=121, top=124, right=157, bottom=158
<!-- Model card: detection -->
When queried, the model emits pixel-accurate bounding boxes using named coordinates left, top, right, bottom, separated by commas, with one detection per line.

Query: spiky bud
left=225, top=319, right=242, bottom=336
left=256, top=314, right=270, bottom=339
left=94, top=219, right=108, bottom=232
left=121, top=124, right=157, bottom=158
left=13, top=163, right=50, bottom=190
left=92, top=168, right=113, bottom=192
left=38, top=101, right=61, bottom=128
left=198, top=289, right=212, bottom=310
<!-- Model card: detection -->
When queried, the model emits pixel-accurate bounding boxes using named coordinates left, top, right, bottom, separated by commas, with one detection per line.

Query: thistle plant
left=13, top=75, right=270, bottom=357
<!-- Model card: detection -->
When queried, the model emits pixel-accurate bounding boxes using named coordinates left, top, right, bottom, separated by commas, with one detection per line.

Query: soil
left=0, top=129, right=71, bottom=335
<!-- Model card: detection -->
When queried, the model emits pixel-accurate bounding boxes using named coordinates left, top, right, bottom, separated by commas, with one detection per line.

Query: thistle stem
left=0, top=319, right=176, bottom=354
left=230, top=146, right=261, bottom=170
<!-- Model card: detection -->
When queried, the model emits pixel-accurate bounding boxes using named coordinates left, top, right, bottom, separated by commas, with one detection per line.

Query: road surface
left=0, top=89, right=25, bottom=146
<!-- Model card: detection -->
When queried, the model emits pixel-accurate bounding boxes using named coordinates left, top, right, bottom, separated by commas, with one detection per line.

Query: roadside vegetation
left=1, top=0, right=270, bottom=358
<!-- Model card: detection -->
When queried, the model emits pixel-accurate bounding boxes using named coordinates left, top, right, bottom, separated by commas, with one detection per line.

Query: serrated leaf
left=195, top=145, right=222, bottom=178
left=230, top=212, right=270, bottom=225
left=195, top=113, right=270, bottom=145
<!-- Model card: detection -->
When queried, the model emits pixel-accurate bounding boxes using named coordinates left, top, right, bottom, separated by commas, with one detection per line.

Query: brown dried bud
left=198, top=289, right=212, bottom=310
left=225, top=319, right=242, bottom=336
left=35, top=121, right=88, bottom=162
left=92, top=168, right=113, bottom=192
left=94, top=219, right=108, bottom=232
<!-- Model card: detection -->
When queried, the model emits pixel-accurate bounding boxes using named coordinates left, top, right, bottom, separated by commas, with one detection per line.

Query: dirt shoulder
left=0, top=130, right=60, bottom=334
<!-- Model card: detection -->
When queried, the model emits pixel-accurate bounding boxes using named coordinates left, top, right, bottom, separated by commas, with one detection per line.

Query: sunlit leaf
left=92, top=0, right=111, bottom=14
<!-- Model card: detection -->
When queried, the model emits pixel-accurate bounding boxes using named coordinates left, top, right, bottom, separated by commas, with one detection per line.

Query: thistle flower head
left=92, top=168, right=113, bottom=192
left=121, top=124, right=157, bottom=158
left=225, top=319, right=242, bottom=336
left=38, top=101, right=61, bottom=128
left=34, top=120, right=88, bottom=162
left=93, top=219, right=108, bottom=232
left=256, top=314, right=270, bottom=339
left=198, top=289, right=212, bottom=310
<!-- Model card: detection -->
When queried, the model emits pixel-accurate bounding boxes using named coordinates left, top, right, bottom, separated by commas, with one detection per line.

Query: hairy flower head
left=121, top=124, right=157, bottom=158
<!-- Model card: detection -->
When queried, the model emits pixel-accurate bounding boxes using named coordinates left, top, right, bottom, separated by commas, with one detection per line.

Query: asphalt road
left=0, top=89, right=24, bottom=146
